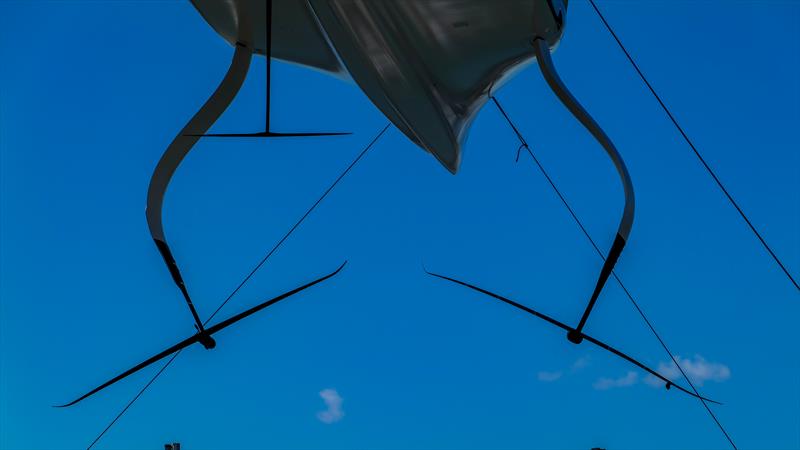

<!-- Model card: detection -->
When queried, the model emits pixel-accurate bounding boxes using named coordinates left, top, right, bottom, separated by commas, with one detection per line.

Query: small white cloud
left=645, top=355, right=730, bottom=388
left=537, top=356, right=588, bottom=383
left=571, top=356, right=590, bottom=372
left=593, top=371, right=638, bottom=390
left=316, top=388, right=344, bottom=424
left=537, top=370, right=563, bottom=382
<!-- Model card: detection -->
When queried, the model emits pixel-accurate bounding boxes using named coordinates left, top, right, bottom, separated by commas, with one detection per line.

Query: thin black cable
left=86, top=352, right=180, bottom=450
left=205, top=124, right=390, bottom=323
left=491, top=97, right=737, bottom=449
left=588, top=0, right=798, bottom=292
left=86, top=124, right=390, bottom=449
left=494, top=97, right=603, bottom=252
left=492, top=97, right=529, bottom=148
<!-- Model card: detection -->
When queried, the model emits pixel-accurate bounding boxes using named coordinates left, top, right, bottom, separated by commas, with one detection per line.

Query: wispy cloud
left=316, top=388, right=344, bottom=424
left=571, top=356, right=590, bottom=372
left=537, top=370, right=563, bottom=382
left=590, top=355, right=729, bottom=391
left=593, top=371, right=638, bottom=390
left=536, top=356, right=588, bottom=383
left=645, top=355, right=730, bottom=387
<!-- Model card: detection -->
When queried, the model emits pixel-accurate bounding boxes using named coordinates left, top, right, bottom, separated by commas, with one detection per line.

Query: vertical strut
left=531, top=38, right=635, bottom=344
left=184, top=0, right=350, bottom=139
left=265, top=0, right=272, bottom=132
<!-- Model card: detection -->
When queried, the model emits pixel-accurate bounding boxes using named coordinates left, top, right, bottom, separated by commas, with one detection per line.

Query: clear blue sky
left=1, top=1, right=798, bottom=449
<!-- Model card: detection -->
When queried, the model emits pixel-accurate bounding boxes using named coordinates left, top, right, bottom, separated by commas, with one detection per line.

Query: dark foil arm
left=144, top=43, right=253, bottom=332
left=532, top=38, right=635, bottom=341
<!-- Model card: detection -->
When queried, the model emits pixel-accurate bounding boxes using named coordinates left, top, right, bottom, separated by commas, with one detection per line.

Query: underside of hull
left=190, top=0, right=565, bottom=173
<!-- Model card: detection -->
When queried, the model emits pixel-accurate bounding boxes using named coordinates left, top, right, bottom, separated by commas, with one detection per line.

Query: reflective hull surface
left=191, top=0, right=565, bottom=173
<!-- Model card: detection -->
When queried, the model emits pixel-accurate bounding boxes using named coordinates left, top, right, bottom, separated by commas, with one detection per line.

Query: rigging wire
left=86, top=352, right=180, bottom=450
left=86, top=124, right=390, bottom=449
left=588, top=0, right=798, bottom=292
left=490, top=96, right=737, bottom=449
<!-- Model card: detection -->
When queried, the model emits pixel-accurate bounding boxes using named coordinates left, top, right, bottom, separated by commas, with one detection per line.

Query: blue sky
left=1, top=1, right=798, bottom=449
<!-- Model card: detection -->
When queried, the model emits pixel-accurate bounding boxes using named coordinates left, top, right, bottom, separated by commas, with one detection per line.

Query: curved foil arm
left=532, top=38, right=635, bottom=340
left=55, top=262, right=346, bottom=408
left=426, top=270, right=720, bottom=405
left=145, top=42, right=253, bottom=332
